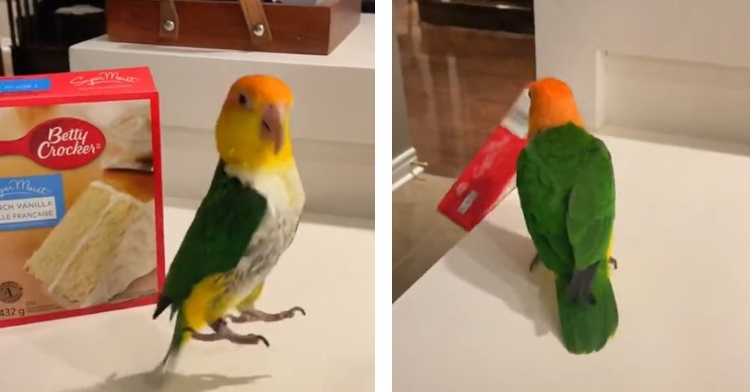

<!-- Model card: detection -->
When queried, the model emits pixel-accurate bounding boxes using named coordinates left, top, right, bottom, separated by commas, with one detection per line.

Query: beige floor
left=392, top=174, right=466, bottom=301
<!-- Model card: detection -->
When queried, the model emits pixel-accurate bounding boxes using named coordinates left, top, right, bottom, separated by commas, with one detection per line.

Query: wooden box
left=105, top=0, right=362, bottom=55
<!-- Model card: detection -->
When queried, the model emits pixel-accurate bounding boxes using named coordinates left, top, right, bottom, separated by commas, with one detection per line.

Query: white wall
left=534, top=0, right=750, bottom=155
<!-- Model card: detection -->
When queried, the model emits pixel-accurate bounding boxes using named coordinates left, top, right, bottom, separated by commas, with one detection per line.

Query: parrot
left=153, top=74, right=307, bottom=372
left=515, top=77, right=619, bottom=354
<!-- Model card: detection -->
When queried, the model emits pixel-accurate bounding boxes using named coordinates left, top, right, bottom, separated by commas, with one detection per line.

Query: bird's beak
left=526, top=81, right=536, bottom=97
left=262, top=104, right=286, bottom=154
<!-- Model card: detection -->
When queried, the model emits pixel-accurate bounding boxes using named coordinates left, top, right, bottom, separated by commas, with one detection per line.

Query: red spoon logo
left=0, top=117, right=106, bottom=170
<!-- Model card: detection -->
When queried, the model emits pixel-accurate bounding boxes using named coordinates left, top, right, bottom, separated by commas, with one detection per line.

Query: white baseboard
left=392, top=147, right=424, bottom=192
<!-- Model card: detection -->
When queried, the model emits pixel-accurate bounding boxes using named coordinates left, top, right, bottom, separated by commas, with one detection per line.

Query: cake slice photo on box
left=23, top=180, right=157, bottom=309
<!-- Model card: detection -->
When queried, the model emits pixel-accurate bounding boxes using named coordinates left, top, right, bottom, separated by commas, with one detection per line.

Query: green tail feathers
left=159, top=310, right=188, bottom=371
left=556, top=265, right=619, bottom=355
left=170, top=311, right=187, bottom=353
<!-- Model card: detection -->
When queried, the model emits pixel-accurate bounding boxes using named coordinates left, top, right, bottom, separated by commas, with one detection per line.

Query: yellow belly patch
left=182, top=274, right=235, bottom=337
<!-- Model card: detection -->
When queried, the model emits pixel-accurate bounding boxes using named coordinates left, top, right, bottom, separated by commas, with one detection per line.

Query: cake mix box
left=0, top=67, right=165, bottom=328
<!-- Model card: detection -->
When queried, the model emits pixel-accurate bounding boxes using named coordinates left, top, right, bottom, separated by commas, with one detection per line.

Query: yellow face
left=215, top=75, right=295, bottom=171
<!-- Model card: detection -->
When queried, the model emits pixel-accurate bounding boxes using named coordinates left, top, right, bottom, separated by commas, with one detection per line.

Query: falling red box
left=438, top=88, right=530, bottom=232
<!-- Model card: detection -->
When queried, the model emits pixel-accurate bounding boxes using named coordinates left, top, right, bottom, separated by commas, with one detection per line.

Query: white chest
left=225, top=165, right=305, bottom=284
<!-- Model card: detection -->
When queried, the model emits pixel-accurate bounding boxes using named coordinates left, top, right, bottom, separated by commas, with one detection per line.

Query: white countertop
left=0, top=203, right=375, bottom=392
left=393, top=133, right=750, bottom=392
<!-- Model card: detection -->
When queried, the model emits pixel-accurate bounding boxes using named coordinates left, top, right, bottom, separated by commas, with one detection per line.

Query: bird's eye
left=238, top=92, right=250, bottom=110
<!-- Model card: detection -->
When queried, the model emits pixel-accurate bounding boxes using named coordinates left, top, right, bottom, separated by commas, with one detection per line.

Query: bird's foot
left=185, top=318, right=269, bottom=347
left=529, top=253, right=540, bottom=272
left=609, top=256, right=618, bottom=270
left=229, top=306, right=306, bottom=324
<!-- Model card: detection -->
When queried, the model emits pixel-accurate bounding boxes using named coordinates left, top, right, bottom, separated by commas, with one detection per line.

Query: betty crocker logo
left=0, top=118, right=106, bottom=170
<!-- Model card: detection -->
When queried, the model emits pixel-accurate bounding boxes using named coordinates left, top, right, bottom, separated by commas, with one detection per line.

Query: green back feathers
left=516, top=122, right=615, bottom=275
left=153, top=160, right=268, bottom=319
left=516, top=122, right=618, bottom=354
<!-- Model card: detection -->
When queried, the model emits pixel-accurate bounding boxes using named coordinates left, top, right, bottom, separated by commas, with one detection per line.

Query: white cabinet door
left=535, top=0, right=750, bottom=152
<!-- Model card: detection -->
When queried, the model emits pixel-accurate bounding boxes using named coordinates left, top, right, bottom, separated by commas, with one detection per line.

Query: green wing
left=516, top=146, right=574, bottom=275
left=566, top=138, right=616, bottom=271
left=153, top=160, right=267, bottom=319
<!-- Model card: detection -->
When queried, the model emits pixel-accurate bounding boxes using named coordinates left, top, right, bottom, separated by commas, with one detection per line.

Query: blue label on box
left=0, top=174, right=66, bottom=232
left=0, top=78, right=51, bottom=93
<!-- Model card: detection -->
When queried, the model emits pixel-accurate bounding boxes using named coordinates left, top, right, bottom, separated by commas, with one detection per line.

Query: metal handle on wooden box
left=159, top=0, right=180, bottom=39
left=239, top=0, right=274, bottom=46
left=158, top=0, right=273, bottom=47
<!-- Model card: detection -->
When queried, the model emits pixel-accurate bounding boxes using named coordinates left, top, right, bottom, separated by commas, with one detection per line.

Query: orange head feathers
left=222, top=74, right=294, bottom=111
left=527, top=77, right=585, bottom=139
